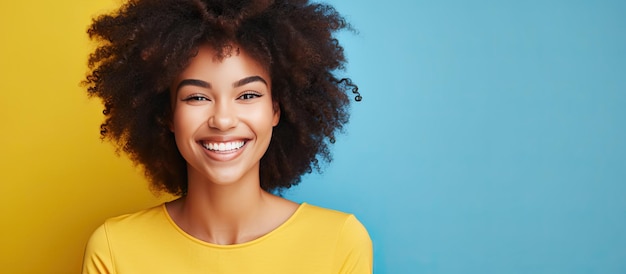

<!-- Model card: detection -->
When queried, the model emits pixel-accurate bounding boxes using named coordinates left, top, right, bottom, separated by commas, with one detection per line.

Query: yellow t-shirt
left=82, top=203, right=372, bottom=273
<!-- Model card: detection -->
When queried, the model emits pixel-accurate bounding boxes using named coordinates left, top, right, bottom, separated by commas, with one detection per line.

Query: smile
left=201, top=141, right=246, bottom=152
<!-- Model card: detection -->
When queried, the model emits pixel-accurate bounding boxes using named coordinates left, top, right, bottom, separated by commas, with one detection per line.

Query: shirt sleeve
left=81, top=223, right=114, bottom=274
left=334, top=215, right=373, bottom=274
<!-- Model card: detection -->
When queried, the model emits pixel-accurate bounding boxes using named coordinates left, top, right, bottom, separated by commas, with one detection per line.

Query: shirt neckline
left=160, top=202, right=308, bottom=249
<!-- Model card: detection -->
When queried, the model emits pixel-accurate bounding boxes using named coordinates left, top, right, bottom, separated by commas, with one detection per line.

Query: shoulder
left=297, top=203, right=369, bottom=235
left=293, top=203, right=373, bottom=273
left=305, top=203, right=372, bottom=251
left=297, top=203, right=353, bottom=222
left=82, top=205, right=170, bottom=273
left=101, top=204, right=167, bottom=233
left=84, top=204, right=167, bottom=245
left=288, top=203, right=357, bottom=234
left=94, top=204, right=175, bottom=251
left=82, top=221, right=112, bottom=273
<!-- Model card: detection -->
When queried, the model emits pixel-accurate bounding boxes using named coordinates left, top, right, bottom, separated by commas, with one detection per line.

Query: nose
left=208, top=100, right=237, bottom=131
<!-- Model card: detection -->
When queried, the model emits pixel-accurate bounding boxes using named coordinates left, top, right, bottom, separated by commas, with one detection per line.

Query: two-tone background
left=1, top=0, right=625, bottom=273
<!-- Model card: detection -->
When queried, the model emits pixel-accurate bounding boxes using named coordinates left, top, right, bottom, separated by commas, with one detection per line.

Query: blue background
left=285, top=1, right=626, bottom=273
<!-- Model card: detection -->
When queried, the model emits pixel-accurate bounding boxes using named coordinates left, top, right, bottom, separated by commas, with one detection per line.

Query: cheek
left=172, top=107, right=204, bottom=135
left=253, top=105, right=279, bottom=128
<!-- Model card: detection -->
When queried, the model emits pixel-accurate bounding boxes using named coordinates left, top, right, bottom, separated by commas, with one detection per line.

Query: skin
left=166, top=45, right=298, bottom=245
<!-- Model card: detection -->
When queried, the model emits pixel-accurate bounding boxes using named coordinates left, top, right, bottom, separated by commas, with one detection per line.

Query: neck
left=170, top=166, right=271, bottom=245
left=186, top=181, right=266, bottom=224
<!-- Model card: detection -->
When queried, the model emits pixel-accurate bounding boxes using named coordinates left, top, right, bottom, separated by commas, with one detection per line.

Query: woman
left=82, top=0, right=371, bottom=273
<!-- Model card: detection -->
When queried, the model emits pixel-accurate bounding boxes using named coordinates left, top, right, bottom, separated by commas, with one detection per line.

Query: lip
left=197, top=137, right=250, bottom=162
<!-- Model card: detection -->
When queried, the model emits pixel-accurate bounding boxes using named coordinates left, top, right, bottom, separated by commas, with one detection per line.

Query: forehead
left=177, top=45, right=269, bottom=80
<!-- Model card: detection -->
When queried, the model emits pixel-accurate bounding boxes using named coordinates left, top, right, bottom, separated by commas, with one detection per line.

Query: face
left=170, top=45, right=279, bottom=188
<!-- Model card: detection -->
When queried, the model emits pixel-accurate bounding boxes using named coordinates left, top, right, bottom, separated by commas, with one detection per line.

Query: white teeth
left=203, top=141, right=245, bottom=152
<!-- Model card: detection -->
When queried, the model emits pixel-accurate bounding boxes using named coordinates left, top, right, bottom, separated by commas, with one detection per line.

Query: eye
left=238, top=92, right=262, bottom=100
left=182, top=94, right=210, bottom=102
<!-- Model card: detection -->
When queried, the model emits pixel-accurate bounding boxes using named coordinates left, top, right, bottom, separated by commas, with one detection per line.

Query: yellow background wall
left=0, top=1, right=171, bottom=272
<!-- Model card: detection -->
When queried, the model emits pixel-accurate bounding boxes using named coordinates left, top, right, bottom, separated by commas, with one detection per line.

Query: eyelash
left=238, top=92, right=262, bottom=100
left=182, top=95, right=209, bottom=102
left=181, top=92, right=262, bottom=102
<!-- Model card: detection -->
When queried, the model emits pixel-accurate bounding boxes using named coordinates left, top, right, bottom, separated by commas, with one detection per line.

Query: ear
left=272, top=101, right=280, bottom=127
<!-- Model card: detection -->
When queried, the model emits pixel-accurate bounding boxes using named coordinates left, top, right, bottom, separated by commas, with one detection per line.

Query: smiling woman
left=81, top=0, right=371, bottom=273
left=171, top=45, right=280, bottom=195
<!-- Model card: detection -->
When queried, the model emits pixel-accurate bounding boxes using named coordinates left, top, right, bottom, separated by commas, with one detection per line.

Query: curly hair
left=84, top=0, right=361, bottom=195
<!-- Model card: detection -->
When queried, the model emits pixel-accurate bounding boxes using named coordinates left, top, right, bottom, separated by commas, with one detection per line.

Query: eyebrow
left=176, top=76, right=268, bottom=92
left=232, top=76, right=268, bottom=88
left=176, top=79, right=210, bottom=91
